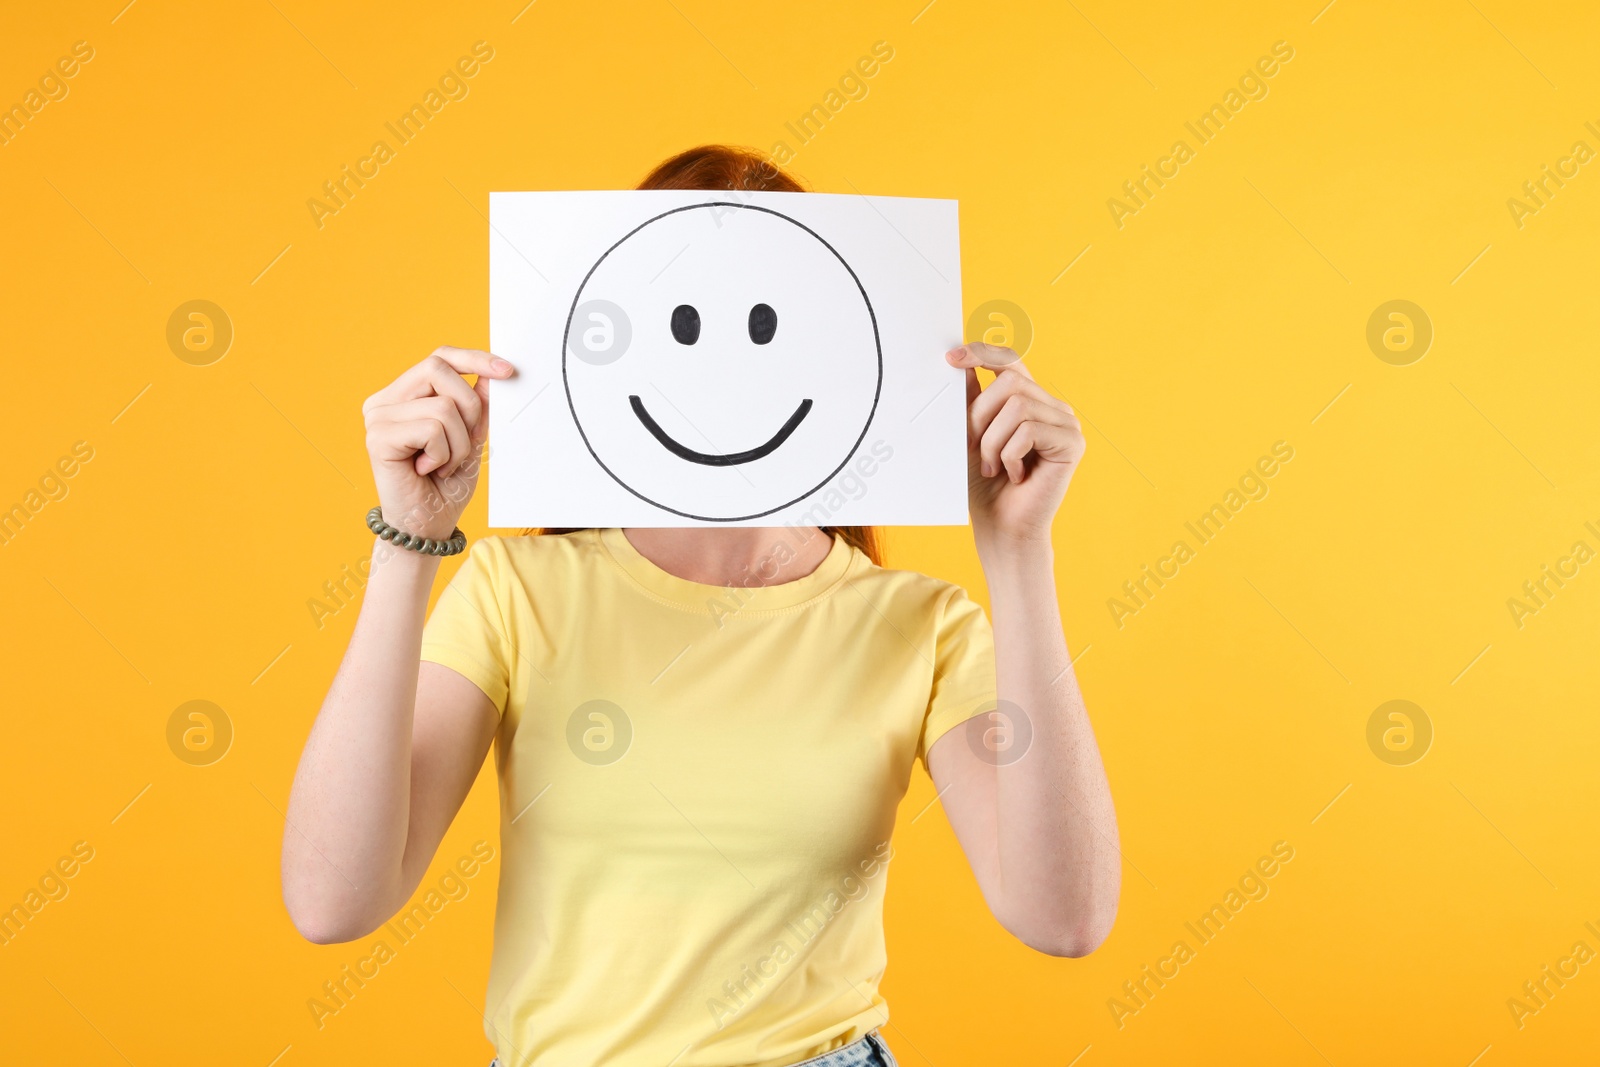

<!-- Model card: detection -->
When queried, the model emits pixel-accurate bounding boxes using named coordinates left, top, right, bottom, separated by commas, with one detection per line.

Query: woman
left=282, top=145, right=1119, bottom=1067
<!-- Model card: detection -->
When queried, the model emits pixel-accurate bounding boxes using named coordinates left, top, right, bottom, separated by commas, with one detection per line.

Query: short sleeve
left=917, top=586, right=998, bottom=767
left=420, top=538, right=513, bottom=714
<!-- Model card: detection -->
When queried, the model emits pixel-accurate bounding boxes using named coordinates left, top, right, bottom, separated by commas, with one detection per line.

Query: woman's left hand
left=947, top=342, right=1085, bottom=553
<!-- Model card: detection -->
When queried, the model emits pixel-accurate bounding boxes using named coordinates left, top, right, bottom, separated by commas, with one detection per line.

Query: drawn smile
left=629, top=395, right=813, bottom=467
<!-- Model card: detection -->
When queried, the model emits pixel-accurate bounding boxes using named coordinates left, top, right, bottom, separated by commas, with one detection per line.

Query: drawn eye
left=748, top=303, right=777, bottom=345
left=670, top=304, right=700, bottom=345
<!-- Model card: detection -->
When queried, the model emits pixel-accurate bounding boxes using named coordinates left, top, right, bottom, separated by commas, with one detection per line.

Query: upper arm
left=916, top=583, right=1004, bottom=897
left=396, top=538, right=513, bottom=899
left=396, top=661, right=500, bottom=897
left=926, top=723, right=1003, bottom=897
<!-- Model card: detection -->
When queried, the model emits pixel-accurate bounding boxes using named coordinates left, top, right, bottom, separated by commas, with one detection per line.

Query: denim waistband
left=784, top=1030, right=895, bottom=1067
left=486, top=1029, right=896, bottom=1067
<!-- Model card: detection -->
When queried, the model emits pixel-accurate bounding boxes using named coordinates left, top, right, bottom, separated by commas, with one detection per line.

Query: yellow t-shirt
left=420, top=528, right=996, bottom=1067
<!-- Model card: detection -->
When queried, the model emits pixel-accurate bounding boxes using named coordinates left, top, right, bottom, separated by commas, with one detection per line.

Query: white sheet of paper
left=487, top=190, right=966, bottom=527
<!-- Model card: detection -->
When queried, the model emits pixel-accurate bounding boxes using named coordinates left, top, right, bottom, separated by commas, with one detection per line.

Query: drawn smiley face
left=563, top=203, right=881, bottom=521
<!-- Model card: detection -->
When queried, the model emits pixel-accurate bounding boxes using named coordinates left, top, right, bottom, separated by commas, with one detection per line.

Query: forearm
left=282, top=539, right=439, bottom=941
left=982, top=538, right=1120, bottom=952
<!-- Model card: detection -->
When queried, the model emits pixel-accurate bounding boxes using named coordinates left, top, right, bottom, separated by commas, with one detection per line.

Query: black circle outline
left=562, top=202, right=883, bottom=522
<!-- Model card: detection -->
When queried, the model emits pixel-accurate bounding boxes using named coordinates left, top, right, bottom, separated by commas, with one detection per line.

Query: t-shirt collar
left=596, top=528, right=858, bottom=613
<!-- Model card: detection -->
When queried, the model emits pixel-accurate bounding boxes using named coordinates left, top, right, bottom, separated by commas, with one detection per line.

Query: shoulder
left=453, top=531, right=608, bottom=588
left=482, top=530, right=602, bottom=564
left=843, top=558, right=993, bottom=673
left=845, top=555, right=985, bottom=620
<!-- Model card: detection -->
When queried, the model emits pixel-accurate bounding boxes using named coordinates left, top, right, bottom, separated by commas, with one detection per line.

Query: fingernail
left=491, top=358, right=513, bottom=374
left=981, top=461, right=993, bottom=477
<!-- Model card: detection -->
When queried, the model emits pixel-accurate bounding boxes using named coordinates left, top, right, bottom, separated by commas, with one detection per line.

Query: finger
left=373, top=417, right=450, bottom=476
left=997, top=422, right=1036, bottom=484
left=961, top=368, right=982, bottom=446
left=366, top=348, right=514, bottom=411
left=1008, top=418, right=1086, bottom=478
left=470, top=374, right=494, bottom=443
left=421, top=363, right=484, bottom=438
left=993, top=418, right=1086, bottom=484
left=946, top=342, right=1033, bottom=379
left=968, top=370, right=1061, bottom=443
left=379, top=398, right=471, bottom=476
left=967, top=372, right=1026, bottom=449
left=416, top=397, right=472, bottom=477
left=430, top=346, right=515, bottom=380
left=979, top=394, right=1051, bottom=479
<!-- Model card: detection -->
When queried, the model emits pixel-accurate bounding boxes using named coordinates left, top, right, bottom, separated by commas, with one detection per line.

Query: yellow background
left=3, top=0, right=1598, bottom=1063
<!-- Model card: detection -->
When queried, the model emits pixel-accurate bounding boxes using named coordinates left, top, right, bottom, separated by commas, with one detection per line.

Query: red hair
left=535, top=145, right=883, bottom=566
left=636, top=143, right=805, bottom=194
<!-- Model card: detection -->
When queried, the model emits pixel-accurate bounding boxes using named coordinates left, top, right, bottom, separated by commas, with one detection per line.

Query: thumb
left=946, top=342, right=1023, bottom=371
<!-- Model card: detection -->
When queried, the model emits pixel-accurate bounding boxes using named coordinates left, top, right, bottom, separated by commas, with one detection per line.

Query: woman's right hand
left=362, top=346, right=515, bottom=541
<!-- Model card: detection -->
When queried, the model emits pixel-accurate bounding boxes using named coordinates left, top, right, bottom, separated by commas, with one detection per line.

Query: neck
left=620, top=526, right=834, bottom=587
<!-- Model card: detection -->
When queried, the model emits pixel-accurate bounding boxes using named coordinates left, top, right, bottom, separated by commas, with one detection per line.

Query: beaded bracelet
left=366, top=506, right=467, bottom=557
